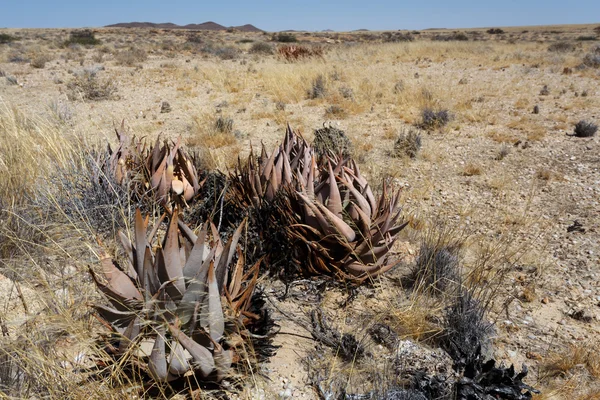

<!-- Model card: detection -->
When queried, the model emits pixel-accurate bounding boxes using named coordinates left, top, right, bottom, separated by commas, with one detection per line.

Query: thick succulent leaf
left=261, top=147, right=277, bottom=183
left=134, top=209, right=148, bottom=284
left=297, top=191, right=335, bottom=236
left=207, top=262, right=225, bottom=342
left=117, top=231, right=136, bottom=276
left=282, top=150, right=292, bottom=185
left=227, top=248, right=244, bottom=300
left=168, top=324, right=215, bottom=377
left=178, top=245, right=217, bottom=325
left=325, top=161, right=343, bottom=217
left=150, top=156, right=167, bottom=190
left=100, top=256, right=143, bottom=301
left=314, top=202, right=356, bottom=242
left=95, top=304, right=137, bottom=328
left=118, top=317, right=141, bottom=353
left=339, top=177, right=372, bottom=219
left=183, top=223, right=208, bottom=279
left=148, top=326, right=168, bottom=383
left=167, top=340, right=190, bottom=376
left=357, top=242, right=393, bottom=265
left=214, top=219, right=245, bottom=291
left=162, top=208, right=185, bottom=295
left=155, top=249, right=184, bottom=301
left=177, top=218, right=197, bottom=244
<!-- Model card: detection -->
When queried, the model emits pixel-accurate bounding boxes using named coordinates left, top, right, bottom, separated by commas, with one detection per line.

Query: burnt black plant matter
left=572, top=120, right=597, bottom=137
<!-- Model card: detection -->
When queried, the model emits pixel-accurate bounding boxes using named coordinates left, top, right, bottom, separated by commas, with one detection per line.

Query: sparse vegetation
left=548, top=41, right=574, bottom=52
left=114, top=47, right=147, bottom=65
left=0, top=33, right=17, bottom=44
left=312, top=124, right=353, bottom=158
left=1, top=24, right=599, bottom=399
left=66, top=69, right=117, bottom=101
left=393, top=128, right=422, bottom=158
left=249, top=41, right=273, bottom=54
left=308, top=74, right=327, bottom=99
left=64, top=29, right=100, bottom=46
left=418, top=108, right=451, bottom=130
left=274, top=32, right=297, bottom=43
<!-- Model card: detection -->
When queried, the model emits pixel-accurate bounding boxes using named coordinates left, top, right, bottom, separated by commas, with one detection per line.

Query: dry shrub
left=462, top=163, right=483, bottom=176
left=114, top=47, right=147, bottom=66
left=393, top=128, right=422, bottom=158
left=0, top=103, right=76, bottom=206
left=277, top=44, right=323, bottom=61
left=249, top=41, right=273, bottom=54
left=541, top=344, right=600, bottom=379
left=188, top=113, right=239, bottom=169
left=66, top=70, right=117, bottom=101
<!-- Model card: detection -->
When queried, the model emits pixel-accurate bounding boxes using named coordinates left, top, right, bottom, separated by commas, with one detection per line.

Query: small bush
left=548, top=41, right=574, bottom=52
left=274, top=32, right=297, bottom=43
left=573, top=120, right=597, bottom=137
left=308, top=74, right=327, bottom=99
left=582, top=52, right=600, bottom=68
left=494, top=144, right=510, bottom=161
left=5, top=76, right=18, bottom=85
left=432, top=32, right=468, bottom=41
left=486, top=28, right=504, bottom=34
left=393, top=128, right=422, bottom=158
left=30, top=54, right=52, bottom=69
left=440, top=288, right=495, bottom=368
left=66, top=70, right=117, bottom=101
left=0, top=33, right=17, bottom=44
left=324, top=104, right=346, bottom=118
left=312, top=124, right=353, bottom=159
left=382, top=32, right=414, bottom=42
left=406, top=237, right=461, bottom=294
left=114, top=47, right=147, bottom=66
left=577, top=36, right=597, bottom=41
left=64, top=30, right=100, bottom=46
left=277, top=44, right=323, bottom=61
left=214, top=116, right=234, bottom=133
left=249, top=41, right=273, bottom=54
left=202, top=43, right=239, bottom=60
left=47, top=99, right=74, bottom=123
left=418, top=108, right=451, bottom=130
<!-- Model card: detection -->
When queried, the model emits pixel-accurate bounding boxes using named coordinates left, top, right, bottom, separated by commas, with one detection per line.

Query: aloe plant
left=230, top=124, right=314, bottom=209
left=229, top=126, right=407, bottom=283
left=90, top=208, right=267, bottom=385
left=107, top=125, right=202, bottom=207
left=286, top=156, right=407, bottom=282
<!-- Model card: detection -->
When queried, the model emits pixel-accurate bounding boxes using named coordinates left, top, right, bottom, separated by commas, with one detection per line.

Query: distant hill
left=105, top=21, right=263, bottom=32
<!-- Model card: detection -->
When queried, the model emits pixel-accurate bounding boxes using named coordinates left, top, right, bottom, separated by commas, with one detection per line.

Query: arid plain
left=1, top=24, right=599, bottom=399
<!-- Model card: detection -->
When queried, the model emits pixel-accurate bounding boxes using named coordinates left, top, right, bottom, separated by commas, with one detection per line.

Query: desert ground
left=0, top=24, right=599, bottom=399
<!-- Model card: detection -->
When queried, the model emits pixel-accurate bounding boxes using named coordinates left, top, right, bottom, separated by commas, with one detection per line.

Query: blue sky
left=1, top=0, right=598, bottom=31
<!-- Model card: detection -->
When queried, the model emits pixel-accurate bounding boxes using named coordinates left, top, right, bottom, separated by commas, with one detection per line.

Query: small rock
left=570, top=309, right=593, bottom=323
left=160, top=101, right=172, bottom=113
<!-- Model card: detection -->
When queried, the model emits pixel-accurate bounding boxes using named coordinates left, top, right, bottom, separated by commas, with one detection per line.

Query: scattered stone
left=569, top=308, right=593, bottom=323
left=160, top=101, right=171, bottom=113
left=567, top=220, right=585, bottom=233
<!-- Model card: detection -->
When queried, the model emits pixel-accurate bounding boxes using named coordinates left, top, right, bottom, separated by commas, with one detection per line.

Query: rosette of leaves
left=107, top=125, right=202, bottom=207
left=89, top=208, right=275, bottom=387
left=230, top=124, right=314, bottom=209
left=282, top=157, right=408, bottom=282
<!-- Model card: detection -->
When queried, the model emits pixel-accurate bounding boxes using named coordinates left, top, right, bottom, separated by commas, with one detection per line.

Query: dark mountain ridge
left=105, top=21, right=263, bottom=32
